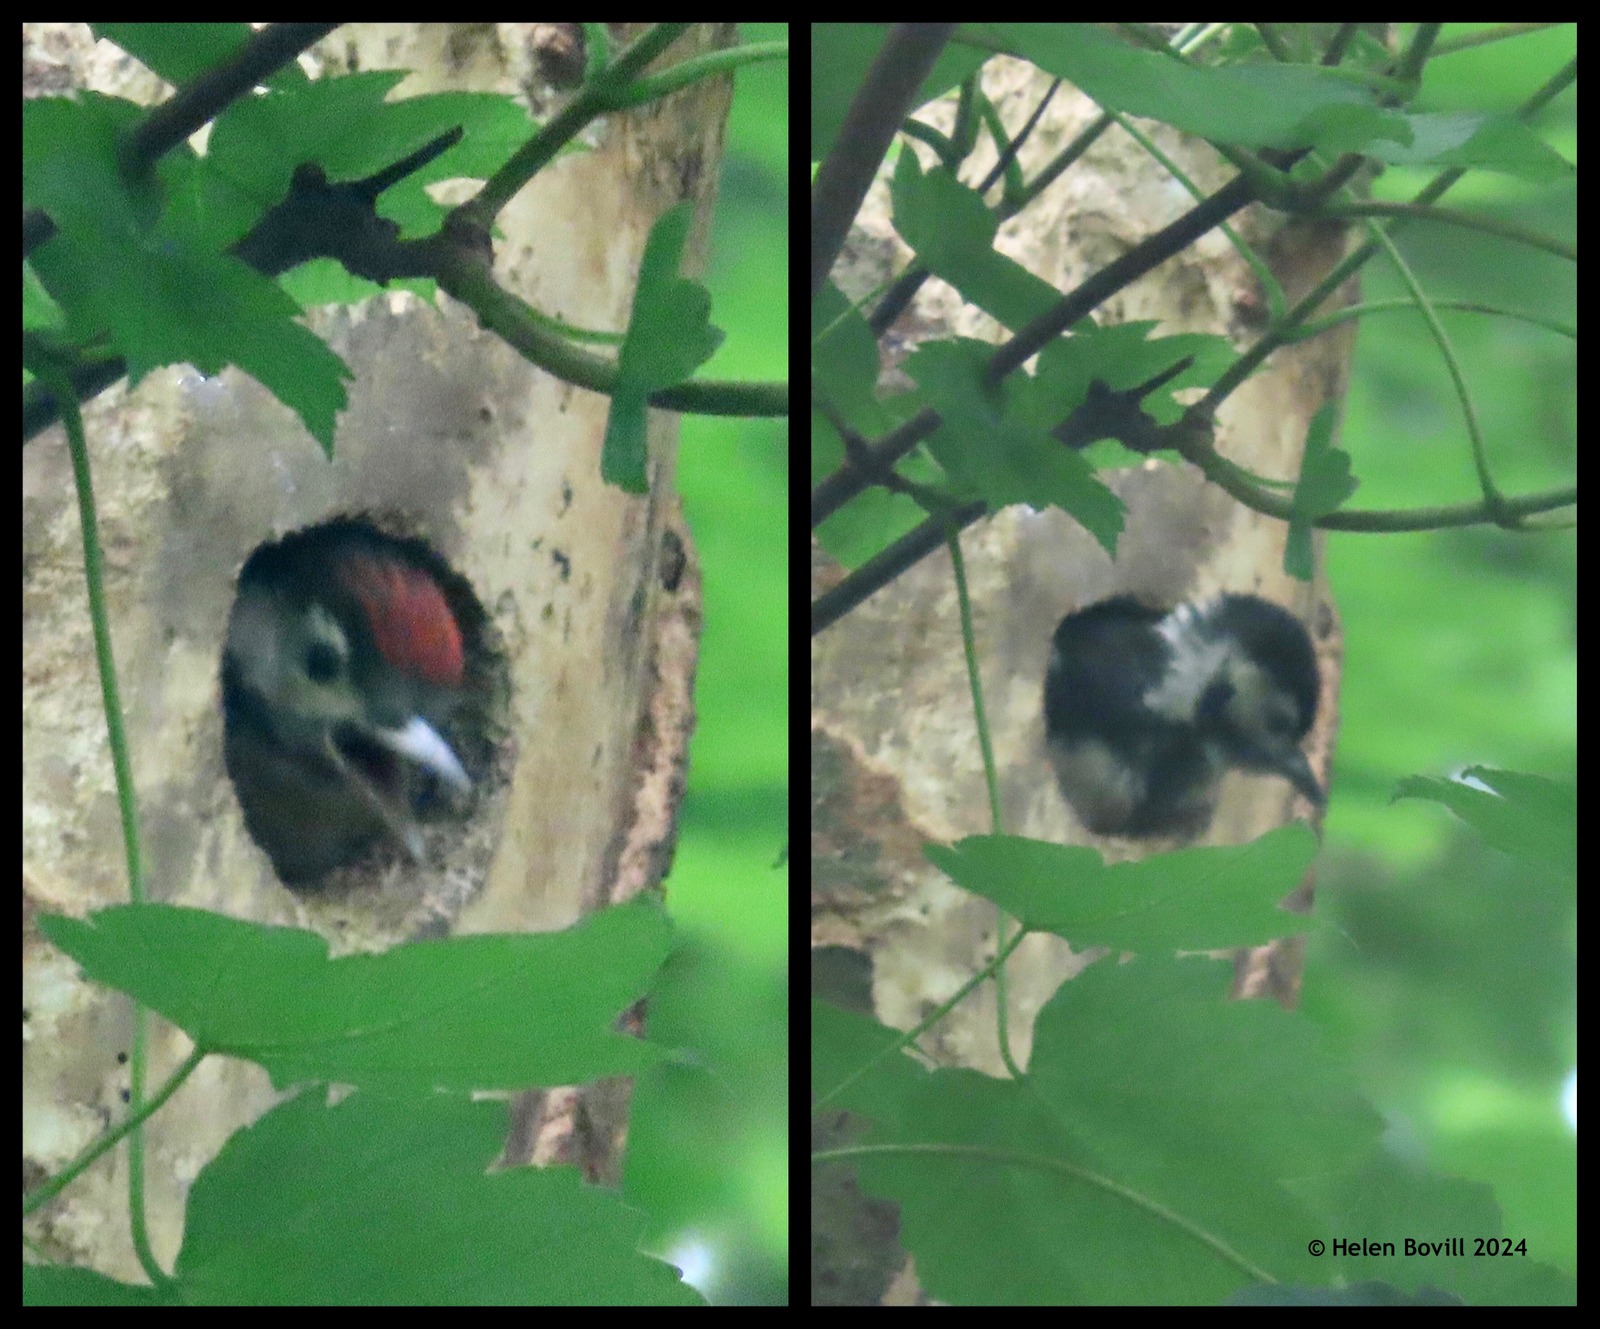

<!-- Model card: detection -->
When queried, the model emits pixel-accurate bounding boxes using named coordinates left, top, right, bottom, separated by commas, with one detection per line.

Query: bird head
left=1046, top=592, right=1322, bottom=839
left=222, top=523, right=473, bottom=885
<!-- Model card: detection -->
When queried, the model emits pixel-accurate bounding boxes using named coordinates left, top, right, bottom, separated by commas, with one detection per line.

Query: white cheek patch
left=1145, top=603, right=1232, bottom=722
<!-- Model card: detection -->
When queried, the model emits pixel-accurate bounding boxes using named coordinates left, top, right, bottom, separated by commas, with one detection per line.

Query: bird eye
left=305, top=639, right=343, bottom=684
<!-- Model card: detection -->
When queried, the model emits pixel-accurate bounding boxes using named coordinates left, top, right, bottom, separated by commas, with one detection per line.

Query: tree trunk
left=811, top=54, right=1350, bottom=1304
left=23, top=21, right=725, bottom=1278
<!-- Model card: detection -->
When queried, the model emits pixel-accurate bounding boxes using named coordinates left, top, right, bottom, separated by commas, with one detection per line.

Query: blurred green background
left=1308, top=23, right=1574, bottom=1277
left=647, top=22, right=789, bottom=1305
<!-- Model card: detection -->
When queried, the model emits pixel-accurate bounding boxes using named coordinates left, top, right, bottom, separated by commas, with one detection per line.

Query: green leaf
left=40, top=898, right=674, bottom=1092
left=606, top=203, right=724, bottom=492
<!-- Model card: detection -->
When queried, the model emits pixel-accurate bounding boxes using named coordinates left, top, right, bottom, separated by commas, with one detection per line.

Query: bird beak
left=324, top=715, right=470, bottom=861
left=1276, top=749, right=1324, bottom=807
left=370, top=715, right=471, bottom=793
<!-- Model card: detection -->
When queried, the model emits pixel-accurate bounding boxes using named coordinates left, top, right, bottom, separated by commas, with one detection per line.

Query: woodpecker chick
left=222, top=522, right=472, bottom=886
left=1043, top=593, right=1322, bottom=838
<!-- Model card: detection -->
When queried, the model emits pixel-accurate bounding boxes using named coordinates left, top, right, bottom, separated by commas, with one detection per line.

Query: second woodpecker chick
left=222, top=522, right=473, bottom=886
left=1043, top=593, right=1322, bottom=839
